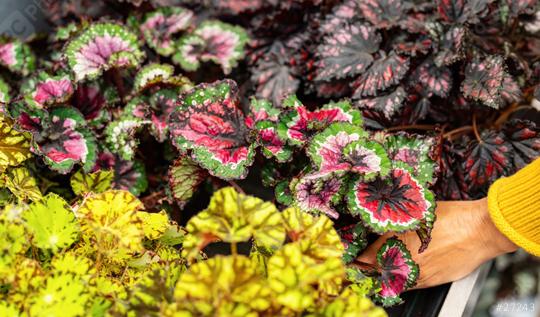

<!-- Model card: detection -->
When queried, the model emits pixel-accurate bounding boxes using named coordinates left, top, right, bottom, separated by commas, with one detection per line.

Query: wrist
left=476, top=198, right=518, bottom=256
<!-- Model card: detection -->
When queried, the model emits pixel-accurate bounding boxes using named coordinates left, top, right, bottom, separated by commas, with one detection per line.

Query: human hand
left=356, top=198, right=518, bottom=289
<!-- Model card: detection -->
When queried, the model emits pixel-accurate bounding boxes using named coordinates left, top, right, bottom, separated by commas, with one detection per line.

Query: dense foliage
left=0, top=0, right=540, bottom=314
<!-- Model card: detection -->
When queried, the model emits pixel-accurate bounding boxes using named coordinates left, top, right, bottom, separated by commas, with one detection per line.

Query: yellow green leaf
left=282, top=207, right=344, bottom=261
left=0, top=218, right=27, bottom=277
left=137, top=210, right=170, bottom=240
left=23, top=193, right=79, bottom=251
left=77, top=190, right=145, bottom=264
left=312, top=285, right=388, bottom=317
left=28, top=273, right=90, bottom=317
left=174, top=255, right=272, bottom=316
left=4, top=167, right=42, bottom=202
left=70, top=169, right=113, bottom=195
left=0, top=116, right=32, bottom=171
left=267, top=242, right=345, bottom=312
left=182, top=187, right=285, bottom=260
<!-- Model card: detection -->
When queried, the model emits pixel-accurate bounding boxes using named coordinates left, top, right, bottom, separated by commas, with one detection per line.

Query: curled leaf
left=139, top=7, right=194, bottom=56
left=374, top=237, right=419, bottom=306
left=65, top=23, right=144, bottom=82
left=168, top=157, right=207, bottom=208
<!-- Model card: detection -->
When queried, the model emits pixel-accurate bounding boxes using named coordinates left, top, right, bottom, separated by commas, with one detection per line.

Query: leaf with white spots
left=169, top=79, right=255, bottom=180
left=64, top=23, right=145, bottom=82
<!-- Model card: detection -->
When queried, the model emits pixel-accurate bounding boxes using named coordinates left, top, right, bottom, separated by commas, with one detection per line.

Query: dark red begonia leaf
left=462, top=55, right=505, bottom=109
left=393, top=38, right=432, bottom=57
left=500, top=74, right=523, bottom=105
left=352, top=52, right=410, bottom=98
left=320, top=0, right=361, bottom=34
left=436, top=0, right=491, bottom=24
left=434, top=25, right=466, bottom=67
left=501, top=120, right=540, bottom=170
left=169, top=79, right=255, bottom=180
left=251, top=41, right=300, bottom=106
left=463, top=130, right=510, bottom=192
left=347, top=168, right=435, bottom=233
left=360, top=0, right=404, bottom=29
left=355, top=86, right=407, bottom=120
left=72, top=83, right=106, bottom=121
left=374, top=237, right=419, bottom=306
left=315, top=23, right=381, bottom=81
left=412, top=60, right=452, bottom=98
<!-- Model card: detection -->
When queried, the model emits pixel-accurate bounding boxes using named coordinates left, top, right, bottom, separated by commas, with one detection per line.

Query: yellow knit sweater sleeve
left=488, top=157, right=540, bottom=257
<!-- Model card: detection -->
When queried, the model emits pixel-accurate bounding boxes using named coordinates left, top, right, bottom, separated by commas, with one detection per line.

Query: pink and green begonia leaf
left=104, top=117, right=144, bottom=161
left=275, top=179, right=294, bottom=206
left=347, top=168, right=435, bottom=234
left=245, top=97, right=281, bottom=128
left=278, top=98, right=363, bottom=147
left=174, top=21, right=248, bottom=74
left=255, top=121, right=293, bottom=162
left=339, top=222, right=368, bottom=264
left=64, top=22, right=145, bottom=82
left=343, top=140, right=391, bottom=180
left=133, top=63, right=175, bottom=94
left=384, top=134, right=437, bottom=185
left=93, top=151, right=148, bottom=196
left=139, top=7, right=194, bottom=56
left=352, top=52, right=409, bottom=97
left=33, top=107, right=97, bottom=174
left=0, top=37, right=36, bottom=75
left=0, top=77, right=10, bottom=104
left=307, top=122, right=369, bottom=176
left=291, top=172, right=344, bottom=219
left=124, top=89, right=180, bottom=143
left=23, top=73, right=74, bottom=109
left=374, top=237, right=419, bottom=306
left=315, top=23, right=381, bottom=81
left=147, top=89, right=181, bottom=142
left=169, top=79, right=255, bottom=180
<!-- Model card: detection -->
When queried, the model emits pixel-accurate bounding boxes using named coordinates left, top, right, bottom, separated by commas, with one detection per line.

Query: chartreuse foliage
left=0, top=186, right=388, bottom=316
left=0, top=0, right=539, bottom=313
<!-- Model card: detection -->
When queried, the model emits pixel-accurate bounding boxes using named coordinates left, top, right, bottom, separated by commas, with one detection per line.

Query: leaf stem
left=443, top=125, right=473, bottom=140
left=385, top=124, right=437, bottom=132
left=494, top=102, right=521, bottom=128
left=230, top=242, right=238, bottom=256
left=227, top=180, right=245, bottom=194
left=472, top=113, right=482, bottom=143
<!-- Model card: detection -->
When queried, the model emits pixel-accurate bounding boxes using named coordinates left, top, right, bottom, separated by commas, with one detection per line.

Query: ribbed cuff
left=487, top=158, right=540, bottom=257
